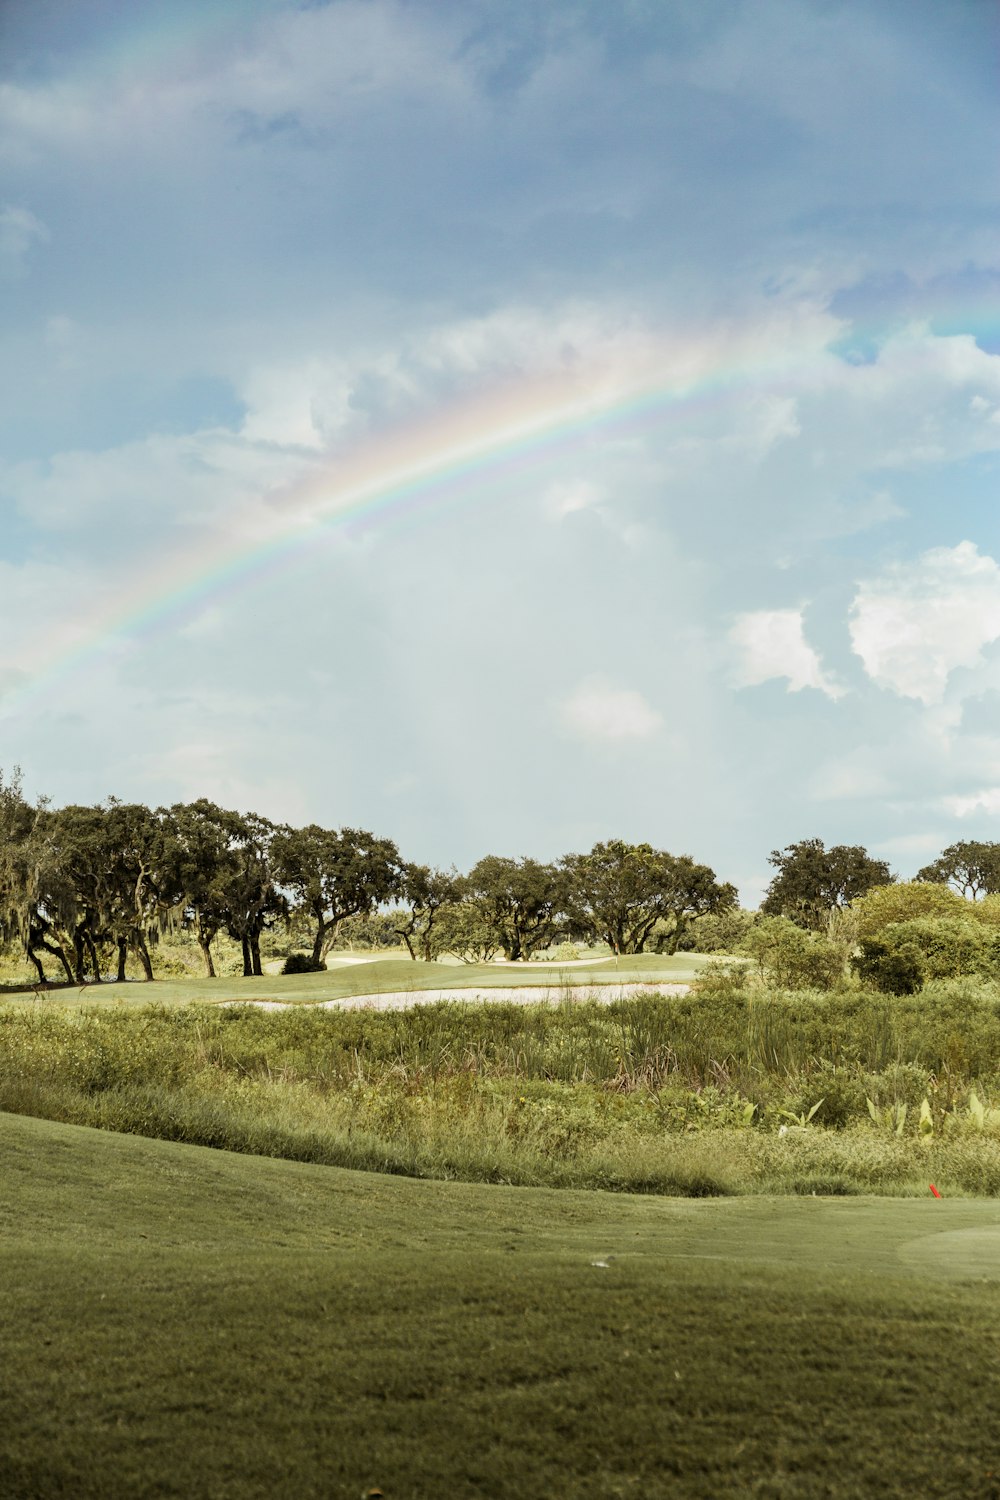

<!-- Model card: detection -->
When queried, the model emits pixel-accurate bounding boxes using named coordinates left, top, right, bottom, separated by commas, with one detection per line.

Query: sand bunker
left=230, top=981, right=691, bottom=1012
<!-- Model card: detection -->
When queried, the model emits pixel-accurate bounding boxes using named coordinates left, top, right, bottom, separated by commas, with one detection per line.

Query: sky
left=0, top=0, right=998, bottom=904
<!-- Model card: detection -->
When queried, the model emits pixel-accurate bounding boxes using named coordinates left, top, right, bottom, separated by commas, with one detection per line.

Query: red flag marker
left=929, top=1183, right=942, bottom=1198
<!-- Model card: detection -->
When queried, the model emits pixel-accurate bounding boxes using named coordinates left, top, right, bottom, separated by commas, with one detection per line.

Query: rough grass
left=6, top=985, right=1000, bottom=1196
left=4, top=1111, right=1000, bottom=1499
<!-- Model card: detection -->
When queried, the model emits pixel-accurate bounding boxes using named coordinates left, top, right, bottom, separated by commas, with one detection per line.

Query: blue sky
left=1, top=0, right=998, bottom=902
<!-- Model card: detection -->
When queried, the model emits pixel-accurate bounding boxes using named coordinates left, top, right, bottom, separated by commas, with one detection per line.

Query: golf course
left=5, top=955, right=1000, bottom=1496
left=4, top=1107, right=1000, bottom=1499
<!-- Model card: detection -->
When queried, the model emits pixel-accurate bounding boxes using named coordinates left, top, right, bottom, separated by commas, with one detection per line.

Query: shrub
left=852, top=938, right=924, bottom=995
left=281, top=953, right=326, bottom=975
left=740, top=916, right=844, bottom=990
left=883, top=917, right=995, bottom=980
left=851, top=881, right=969, bottom=937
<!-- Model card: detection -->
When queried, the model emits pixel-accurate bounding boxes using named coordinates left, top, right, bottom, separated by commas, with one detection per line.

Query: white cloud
left=943, top=787, right=1000, bottom=819
left=849, top=542, right=1000, bottom=705
left=730, top=608, right=843, bottom=698
left=543, top=478, right=602, bottom=520
left=562, top=679, right=662, bottom=741
left=0, top=203, right=47, bottom=275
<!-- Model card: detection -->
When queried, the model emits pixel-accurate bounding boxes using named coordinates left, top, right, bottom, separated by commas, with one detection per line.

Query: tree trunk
left=27, top=945, right=46, bottom=984
left=198, top=934, right=217, bottom=978
left=116, top=937, right=128, bottom=983
left=46, top=940, right=74, bottom=984
left=84, top=930, right=102, bottom=982
left=134, top=934, right=154, bottom=982
left=241, top=934, right=253, bottom=977
left=72, top=928, right=87, bottom=984
left=250, top=932, right=263, bottom=977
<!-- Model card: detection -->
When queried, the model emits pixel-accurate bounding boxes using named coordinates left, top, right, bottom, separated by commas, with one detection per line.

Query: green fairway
left=0, top=950, right=713, bottom=1007
left=4, top=1112, right=1000, bottom=1498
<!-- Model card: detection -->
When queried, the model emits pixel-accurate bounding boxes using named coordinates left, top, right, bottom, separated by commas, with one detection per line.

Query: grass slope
left=4, top=1112, right=1000, bottom=1498
left=0, top=952, right=712, bottom=1008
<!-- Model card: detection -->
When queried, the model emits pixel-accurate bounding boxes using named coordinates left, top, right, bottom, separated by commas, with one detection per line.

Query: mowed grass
left=4, top=1112, right=1000, bottom=1499
left=0, top=951, right=713, bottom=1008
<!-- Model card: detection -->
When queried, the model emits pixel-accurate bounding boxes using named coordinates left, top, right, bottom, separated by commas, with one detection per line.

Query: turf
left=3, top=1112, right=1000, bottom=1498
left=0, top=951, right=714, bottom=1007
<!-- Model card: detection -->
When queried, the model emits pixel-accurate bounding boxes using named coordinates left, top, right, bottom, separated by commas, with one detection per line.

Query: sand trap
left=227, top=981, right=690, bottom=1012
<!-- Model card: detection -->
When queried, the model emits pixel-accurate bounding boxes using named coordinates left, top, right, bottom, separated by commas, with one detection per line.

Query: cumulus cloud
left=849, top=542, right=1000, bottom=705
left=562, top=679, right=662, bottom=741
left=729, top=608, right=843, bottom=698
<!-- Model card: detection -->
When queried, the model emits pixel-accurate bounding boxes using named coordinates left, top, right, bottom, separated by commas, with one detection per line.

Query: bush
left=851, top=880, right=970, bottom=937
left=740, top=916, right=844, bottom=990
left=281, top=953, right=326, bottom=975
left=885, top=917, right=995, bottom=981
left=852, top=938, right=924, bottom=995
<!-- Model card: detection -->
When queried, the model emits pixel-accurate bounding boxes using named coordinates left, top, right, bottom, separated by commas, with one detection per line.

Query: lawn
left=3, top=1110, right=1000, bottom=1499
left=0, top=950, right=715, bottom=1008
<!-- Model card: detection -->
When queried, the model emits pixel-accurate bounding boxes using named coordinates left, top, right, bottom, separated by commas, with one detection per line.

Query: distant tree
left=464, top=856, right=567, bottom=962
left=165, top=801, right=242, bottom=978
left=433, top=899, right=501, bottom=964
left=761, top=839, right=893, bottom=931
left=560, top=840, right=737, bottom=955
left=392, top=864, right=461, bottom=961
left=272, top=824, right=402, bottom=968
left=675, top=907, right=756, bottom=954
left=916, top=841, right=1000, bottom=900
left=217, top=809, right=285, bottom=976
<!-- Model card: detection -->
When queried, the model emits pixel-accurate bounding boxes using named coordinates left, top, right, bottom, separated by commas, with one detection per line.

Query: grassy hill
left=4, top=1110, right=1000, bottom=1498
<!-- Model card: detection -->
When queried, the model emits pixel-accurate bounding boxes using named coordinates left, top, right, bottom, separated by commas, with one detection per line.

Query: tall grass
left=5, top=979, right=1000, bottom=1194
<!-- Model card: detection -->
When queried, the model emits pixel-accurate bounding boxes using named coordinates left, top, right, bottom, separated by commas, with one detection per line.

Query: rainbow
left=0, top=311, right=844, bottom=711
left=2, top=305, right=994, bottom=715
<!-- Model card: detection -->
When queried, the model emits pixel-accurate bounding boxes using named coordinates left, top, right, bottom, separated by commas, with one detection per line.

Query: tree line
left=0, top=770, right=737, bottom=983
left=2, top=767, right=997, bottom=987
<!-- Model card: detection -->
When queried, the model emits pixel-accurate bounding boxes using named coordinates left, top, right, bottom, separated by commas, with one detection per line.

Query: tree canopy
left=761, top=839, right=893, bottom=931
left=560, top=840, right=736, bottom=955
left=916, top=841, right=1000, bottom=899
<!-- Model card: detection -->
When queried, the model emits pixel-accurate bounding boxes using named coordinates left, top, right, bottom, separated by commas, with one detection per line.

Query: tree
left=916, top=841, right=1000, bottom=899
left=560, top=840, right=737, bottom=955
left=272, top=824, right=402, bottom=967
left=165, top=801, right=242, bottom=978
left=216, top=808, right=284, bottom=977
left=433, top=899, right=501, bottom=963
left=761, top=839, right=893, bottom=931
left=392, top=864, right=461, bottom=961
left=464, top=856, right=567, bottom=962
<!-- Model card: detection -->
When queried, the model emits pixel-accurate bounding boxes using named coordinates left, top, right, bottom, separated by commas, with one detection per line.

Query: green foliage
left=868, top=917, right=997, bottom=983
left=762, top=838, right=893, bottom=930
left=852, top=937, right=925, bottom=995
left=675, top=906, right=756, bottom=953
left=280, top=952, right=326, bottom=974
left=917, top=839, right=1000, bottom=898
left=271, top=823, right=402, bottom=966
left=851, top=879, right=970, bottom=937
left=561, top=839, right=737, bottom=955
left=740, top=915, right=845, bottom=989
